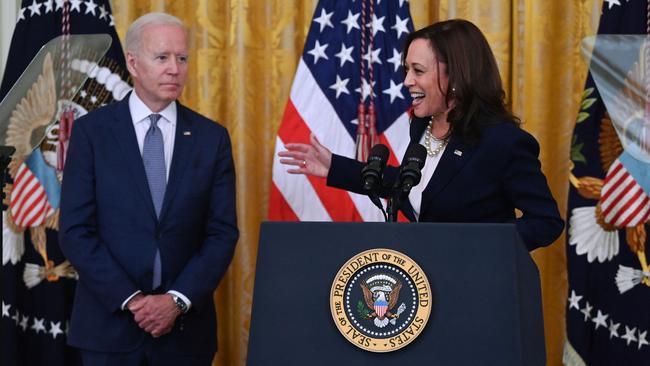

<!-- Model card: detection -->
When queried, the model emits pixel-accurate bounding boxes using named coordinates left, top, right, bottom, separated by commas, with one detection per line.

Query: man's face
left=127, top=24, right=188, bottom=112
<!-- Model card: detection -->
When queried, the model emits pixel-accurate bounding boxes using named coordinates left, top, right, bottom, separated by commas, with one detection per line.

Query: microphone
left=361, top=144, right=389, bottom=191
left=387, top=143, right=426, bottom=222
left=395, top=143, right=427, bottom=194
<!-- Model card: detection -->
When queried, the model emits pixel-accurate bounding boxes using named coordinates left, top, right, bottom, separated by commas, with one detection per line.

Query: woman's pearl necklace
left=424, top=115, right=449, bottom=157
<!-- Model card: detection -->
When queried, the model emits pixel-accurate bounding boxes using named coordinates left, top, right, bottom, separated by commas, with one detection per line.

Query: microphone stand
left=367, top=190, right=388, bottom=222
left=386, top=187, right=406, bottom=222
left=386, top=197, right=397, bottom=222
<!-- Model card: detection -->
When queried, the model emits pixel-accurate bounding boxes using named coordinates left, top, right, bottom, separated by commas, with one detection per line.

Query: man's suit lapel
left=110, top=95, right=158, bottom=220
left=158, top=104, right=195, bottom=223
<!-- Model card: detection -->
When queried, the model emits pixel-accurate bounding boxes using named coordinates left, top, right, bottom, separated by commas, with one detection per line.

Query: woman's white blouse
left=408, top=135, right=447, bottom=221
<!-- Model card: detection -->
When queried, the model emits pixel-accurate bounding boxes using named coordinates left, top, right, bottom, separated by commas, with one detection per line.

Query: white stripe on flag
left=383, top=111, right=410, bottom=164
left=273, top=136, right=331, bottom=221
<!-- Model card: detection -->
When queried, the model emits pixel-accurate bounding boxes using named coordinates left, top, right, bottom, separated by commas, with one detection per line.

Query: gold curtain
left=110, top=1, right=602, bottom=364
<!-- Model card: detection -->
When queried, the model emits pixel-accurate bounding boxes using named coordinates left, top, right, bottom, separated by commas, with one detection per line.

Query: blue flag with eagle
left=0, top=1, right=131, bottom=365
left=565, top=0, right=650, bottom=364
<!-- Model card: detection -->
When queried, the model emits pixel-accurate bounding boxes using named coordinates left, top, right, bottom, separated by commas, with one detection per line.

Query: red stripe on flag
left=602, top=177, right=635, bottom=218
left=13, top=179, right=42, bottom=224
left=619, top=195, right=650, bottom=227
left=14, top=164, right=28, bottom=184
left=11, top=171, right=35, bottom=208
left=16, top=188, right=47, bottom=227
left=268, top=182, right=299, bottom=221
left=600, top=162, right=625, bottom=202
left=603, top=160, right=623, bottom=184
left=278, top=101, right=364, bottom=222
left=23, top=196, right=49, bottom=228
left=609, top=186, right=643, bottom=226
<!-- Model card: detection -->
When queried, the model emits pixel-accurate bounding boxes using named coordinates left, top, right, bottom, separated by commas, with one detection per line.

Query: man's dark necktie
left=142, top=113, right=165, bottom=289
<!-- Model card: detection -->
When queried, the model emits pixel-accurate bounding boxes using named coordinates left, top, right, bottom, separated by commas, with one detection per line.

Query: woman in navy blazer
left=279, top=19, right=563, bottom=251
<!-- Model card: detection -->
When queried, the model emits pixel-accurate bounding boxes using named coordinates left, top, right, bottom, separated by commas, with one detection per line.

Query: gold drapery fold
left=110, top=1, right=602, bottom=364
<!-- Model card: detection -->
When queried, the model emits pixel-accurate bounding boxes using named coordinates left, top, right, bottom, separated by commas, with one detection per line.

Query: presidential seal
left=330, top=248, right=432, bottom=352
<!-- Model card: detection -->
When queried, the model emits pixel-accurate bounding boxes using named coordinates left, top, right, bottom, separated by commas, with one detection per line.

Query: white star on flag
left=622, top=326, right=637, bottom=346
left=43, top=0, right=54, bottom=13
left=1, top=302, right=10, bottom=317
left=638, top=330, right=649, bottom=350
left=20, top=315, right=29, bottom=331
left=580, top=301, right=592, bottom=321
left=355, top=79, right=376, bottom=102
left=308, top=40, right=329, bottom=64
left=383, top=80, right=404, bottom=103
left=608, top=320, right=620, bottom=339
left=17, top=7, right=27, bottom=21
left=592, top=310, right=608, bottom=330
left=387, top=48, right=402, bottom=72
left=31, top=317, right=46, bottom=334
left=84, top=0, right=98, bottom=15
left=98, top=4, right=108, bottom=20
left=69, top=0, right=83, bottom=13
left=28, top=0, right=42, bottom=16
left=55, top=0, right=65, bottom=11
left=362, top=47, right=382, bottom=66
left=329, top=75, right=350, bottom=98
left=49, top=321, right=64, bottom=339
left=341, top=10, right=360, bottom=34
left=568, top=290, right=582, bottom=310
left=604, top=0, right=621, bottom=10
left=335, top=43, right=355, bottom=67
left=313, top=8, right=334, bottom=32
left=392, top=15, right=409, bottom=38
left=371, top=14, right=385, bottom=36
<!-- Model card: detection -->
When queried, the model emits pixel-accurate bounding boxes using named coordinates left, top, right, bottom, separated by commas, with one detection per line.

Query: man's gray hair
left=125, top=12, right=186, bottom=53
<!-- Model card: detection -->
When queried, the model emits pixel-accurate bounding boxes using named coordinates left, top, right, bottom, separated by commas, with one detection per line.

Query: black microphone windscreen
left=369, top=144, right=389, bottom=162
left=402, top=143, right=427, bottom=169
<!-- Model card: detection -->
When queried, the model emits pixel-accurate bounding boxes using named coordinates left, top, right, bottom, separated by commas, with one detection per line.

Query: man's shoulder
left=75, top=99, right=123, bottom=126
left=177, top=103, right=228, bottom=134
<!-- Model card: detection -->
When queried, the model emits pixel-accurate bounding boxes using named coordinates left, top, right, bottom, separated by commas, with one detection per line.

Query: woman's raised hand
left=278, top=133, right=332, bottom=178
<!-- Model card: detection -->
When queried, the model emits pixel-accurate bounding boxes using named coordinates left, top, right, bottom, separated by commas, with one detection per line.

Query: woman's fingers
left=278, top=136, right=330, bottom=178
left=279, top=158, right=304, bottom=166
left=284, top=143, right=312, bottom=152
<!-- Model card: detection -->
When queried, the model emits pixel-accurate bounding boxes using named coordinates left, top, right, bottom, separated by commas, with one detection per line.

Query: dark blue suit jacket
left=327, top=118, right=564, bottom=250
left=59, top=94, right=239, bottom=355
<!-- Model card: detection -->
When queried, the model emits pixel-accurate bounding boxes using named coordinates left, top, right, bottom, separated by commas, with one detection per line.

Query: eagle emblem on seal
left=360, top=274, right=405, bottom=328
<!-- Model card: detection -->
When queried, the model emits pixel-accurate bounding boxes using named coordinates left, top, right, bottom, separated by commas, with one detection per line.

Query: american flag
left=600, top=155, right=650, bottom=227
left=269, top=0, right=414, bottom=221
left=9, top=149, right=58, bottom=228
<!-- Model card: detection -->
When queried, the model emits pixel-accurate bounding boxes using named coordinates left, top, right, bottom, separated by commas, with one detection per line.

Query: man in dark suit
left=59, top=12, right=238, bottom=365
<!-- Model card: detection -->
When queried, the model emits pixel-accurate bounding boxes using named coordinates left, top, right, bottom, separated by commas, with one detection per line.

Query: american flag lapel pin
left=454, top=149, right=462, bottom=156
left=183, top=131, right=191, bottom=136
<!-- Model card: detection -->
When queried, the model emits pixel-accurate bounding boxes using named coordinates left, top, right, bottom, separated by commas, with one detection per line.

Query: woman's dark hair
left=402, top=19, right=520, bottom=144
